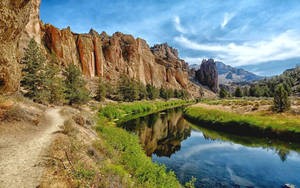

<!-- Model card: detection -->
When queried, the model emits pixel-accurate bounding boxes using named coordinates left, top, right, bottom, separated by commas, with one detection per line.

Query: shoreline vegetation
left=95, top=100, right=195, bottom=188
left=184, top=104, right=300, bottom=143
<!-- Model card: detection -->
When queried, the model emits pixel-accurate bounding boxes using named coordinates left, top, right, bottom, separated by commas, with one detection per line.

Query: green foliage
left=175, top=89, right=188, bottom=99
left=21, top=39, right=65, bottom=104
left=95, top=78, right=107, bottom=102
left=234, top=87, right=243, bottom=97
left=184, top=106, right=300, bottom=134
left=146, top=84, right=159, bottom=100
left=273, top=84, right=291, bottom=112
left=118, top=75, right=139, bottom=102
left=43, top=56, right=66, bottom=104
left=219, top=87, right=228, bottom=98
left=64, top=63, right=90, bottom=105
left=95, top=100, right=197, bottom=187
left=185, top=177, right=196, bottom=188
left=160, top=87, right=174, bottom=100
left=21, top=39, right=47, bottom=102
left=137, top=82, right=148, bottom=100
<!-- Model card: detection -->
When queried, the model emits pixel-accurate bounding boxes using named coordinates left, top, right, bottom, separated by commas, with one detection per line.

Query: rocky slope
left=0, top=0, right=217, bottom=98
left=190, top=62, right=263, bottom=84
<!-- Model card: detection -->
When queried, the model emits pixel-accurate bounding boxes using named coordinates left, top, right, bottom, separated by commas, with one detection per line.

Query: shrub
left=273, top=84, right=291, bottom=112
left=234, top=87, right=243, bottom=97
left=95, top=78, right=107, bottom=102
left=219, top=87, right=228, bottom=98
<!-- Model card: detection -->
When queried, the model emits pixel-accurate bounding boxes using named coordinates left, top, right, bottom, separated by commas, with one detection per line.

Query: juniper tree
left=234, top=87, right=243, bottom=97
left=95, top=78, right=107, bottom=102
left=273, top=84, right=290, bottom=112
left=21, top=39, right=47, bottom=102
left=219, top=87, right=228, bottom=98
left=63, top=63, right=90, bottom=105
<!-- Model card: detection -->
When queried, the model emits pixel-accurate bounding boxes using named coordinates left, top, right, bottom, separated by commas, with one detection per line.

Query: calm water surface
left=120, top=108, right=300, bottom=188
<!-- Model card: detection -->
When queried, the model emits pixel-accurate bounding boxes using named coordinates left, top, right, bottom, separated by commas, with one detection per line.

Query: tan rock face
left=0, top=0, right=34, bottom=93
left=1, top=0, right=215, bottom=98
left=41, top=25, right=191, bottom=90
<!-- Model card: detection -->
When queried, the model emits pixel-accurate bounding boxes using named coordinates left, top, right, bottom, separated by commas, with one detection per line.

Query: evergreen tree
left=117, top=75, right=139, bottom=102
left=219, top=87, right=228, bottom=98
left=44, top=56, right=66, bottom=104
left=273, top=84, right=291, bottom=112
left=234, top=87, right=243, bottom=97
left=21, top=39, right=47, bottom=102
left=95, top=78, right=107, bottom=102
left=160, top=87, right=168, bottom=100
left=146, top=84, right=159, bottom=100
left=64, top=63, right=90, bottom=105
left=137, top=82, right=147, bottom=100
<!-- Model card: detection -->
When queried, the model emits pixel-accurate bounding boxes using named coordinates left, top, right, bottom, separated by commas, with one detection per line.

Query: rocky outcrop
left=196, top=59, right=219, bottom=93
left=0, top=1, right=217, bottom=98
left=42, top=27, right=190, bottom=90
left=0, top=0, right=36, bottom=93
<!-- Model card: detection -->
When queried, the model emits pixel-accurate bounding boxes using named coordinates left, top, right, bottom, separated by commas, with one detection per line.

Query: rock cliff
left=0, top=0, right=35, bottom=93
left=195, top=59, right=219, bottom=93
left=0, top=0, right=217, bottom=98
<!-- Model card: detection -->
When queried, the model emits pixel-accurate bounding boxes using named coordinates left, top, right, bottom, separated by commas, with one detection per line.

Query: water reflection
left=120, top=108, right=191, bottom=157
left=120, top=107, right=300, bottom=187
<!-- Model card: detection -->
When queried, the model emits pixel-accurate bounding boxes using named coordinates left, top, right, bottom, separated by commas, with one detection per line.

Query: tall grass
left=95, top=100, right=195, bottom=187
left=184, top=106, right=300, bottom=142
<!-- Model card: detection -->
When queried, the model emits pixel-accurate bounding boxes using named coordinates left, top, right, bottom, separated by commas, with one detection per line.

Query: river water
left=119, top=107, right=300, bottom=188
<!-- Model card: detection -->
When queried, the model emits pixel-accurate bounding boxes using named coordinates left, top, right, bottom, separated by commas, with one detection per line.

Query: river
left=119, top=107, right=300, bottom=188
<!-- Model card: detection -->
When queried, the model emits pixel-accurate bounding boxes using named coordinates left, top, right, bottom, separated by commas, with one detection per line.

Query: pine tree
left=64, top=63, right=90, bottom=105
left=137, top=82, right=147, bottom=100
left=273, top=84, right=291, bottom=112
left=95, top=78, right=107, bottom=102
left=21, top=39, right=47, bottom=102
left=44, top=56, right=66, bottom=105
left=219, top=87, right=228, bottom=98
left=234, top=87, right=243, bottom=97
left=117, top=75, right=139, bottom=102
left=160, top=87, right=168, bottom=100
left=146, top=84, right=159, bottom=100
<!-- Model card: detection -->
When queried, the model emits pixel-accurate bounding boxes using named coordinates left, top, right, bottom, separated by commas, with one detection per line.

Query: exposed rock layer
left=195, top=59, right=219, bottom=93
left=0, top=0, right=217, bottom=98
left=0, top=0, right=34, bottom=93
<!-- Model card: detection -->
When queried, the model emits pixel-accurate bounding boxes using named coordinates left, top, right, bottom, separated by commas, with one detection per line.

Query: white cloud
left=174, top=16, right=187, bottom=34
left=175, top=30, right=300, bottom=66
left=221, top=12, right=235, bottom=29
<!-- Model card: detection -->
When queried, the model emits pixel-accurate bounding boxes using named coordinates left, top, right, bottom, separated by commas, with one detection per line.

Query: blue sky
left=40, top=0, right=300, bottom=76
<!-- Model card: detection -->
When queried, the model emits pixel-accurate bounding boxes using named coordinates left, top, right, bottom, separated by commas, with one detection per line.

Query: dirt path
left=0, top=108, right=65, bottom=188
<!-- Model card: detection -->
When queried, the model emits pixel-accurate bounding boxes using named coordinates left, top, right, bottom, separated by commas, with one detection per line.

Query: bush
left=273, top=84, right=291, bottom=112
left=95, top=78, right=107, bottom=102
left=219, top=87, right=228, bottom=98
left=146, top=84, right=159, bottom=100
left=234, top=87, right=243, bottom=97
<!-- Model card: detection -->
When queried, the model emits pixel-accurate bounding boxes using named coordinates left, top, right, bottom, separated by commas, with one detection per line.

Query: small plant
left=185, top=176, right=197, bottom=188
left=62, top=119, right=76, bottom=135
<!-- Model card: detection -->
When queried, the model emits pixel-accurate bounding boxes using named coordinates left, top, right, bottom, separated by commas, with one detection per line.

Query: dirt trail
left=0, top=108, right=65, bottom=188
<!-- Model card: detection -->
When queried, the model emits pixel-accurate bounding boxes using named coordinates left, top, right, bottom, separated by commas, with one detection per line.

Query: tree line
left=21, top=39, right=189, bottom=105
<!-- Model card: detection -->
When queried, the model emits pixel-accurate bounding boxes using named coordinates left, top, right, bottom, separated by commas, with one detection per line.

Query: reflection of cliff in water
left=121, top=108, right=191, bottom=157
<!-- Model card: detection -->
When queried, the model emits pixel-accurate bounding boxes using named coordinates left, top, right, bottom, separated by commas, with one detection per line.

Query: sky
left=40, top=0, right=300, bottom=76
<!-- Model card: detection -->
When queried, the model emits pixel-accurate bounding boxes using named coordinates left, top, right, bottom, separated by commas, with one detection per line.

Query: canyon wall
left=0, top=0, right=217, bottom=98
left=0, top=0, right=35, bottom=93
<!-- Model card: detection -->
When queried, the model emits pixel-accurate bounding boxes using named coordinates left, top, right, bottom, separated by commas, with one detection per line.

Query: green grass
left=201, top=98, right=273, bottom=106
left=95, top=100, right=195, bottom=188
left=184, top=106, right=300, bottom=142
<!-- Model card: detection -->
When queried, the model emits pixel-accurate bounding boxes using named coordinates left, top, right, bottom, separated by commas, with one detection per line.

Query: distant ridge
left=190, top=62, right=263, bottom=84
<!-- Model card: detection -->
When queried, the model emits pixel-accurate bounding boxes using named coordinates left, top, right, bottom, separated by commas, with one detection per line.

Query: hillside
left=190, top=62, right=263, bottom=84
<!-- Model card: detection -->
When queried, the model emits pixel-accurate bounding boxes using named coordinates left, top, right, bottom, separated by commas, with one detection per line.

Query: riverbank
left=95, top=100, right=195, bottom=187
left=184, top=104, right=300, bottom=142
